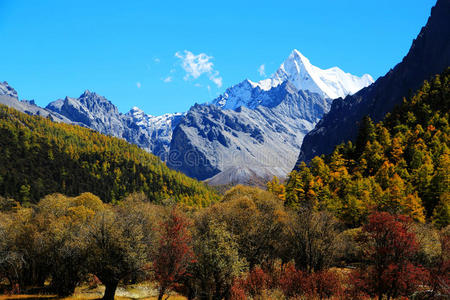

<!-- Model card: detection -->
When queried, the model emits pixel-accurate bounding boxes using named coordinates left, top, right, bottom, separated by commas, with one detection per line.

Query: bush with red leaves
left=231, top=266, right=271, bottom=299
left=230, top=283, right=247, bottom=300
left=244, top=266, right=271, bottom=297
left=278, top=262, right=305, bottom=298
left=352, top=211, right=429, bottom=299
left=153, top=207, right=195, bottom=300
left=232, top=262, right=345, bottom=299
left=304, top=270, right=342, bottom=299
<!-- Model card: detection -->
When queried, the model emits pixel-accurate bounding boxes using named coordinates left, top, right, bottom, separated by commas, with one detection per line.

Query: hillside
left=297, top=0, right=450, bottom=163
left=280, top=69, right=449, bottom=227
left=0, top=105, right=218, bottom=205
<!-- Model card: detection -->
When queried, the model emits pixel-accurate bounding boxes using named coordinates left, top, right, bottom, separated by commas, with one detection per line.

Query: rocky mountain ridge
left=168, top=82, right=329, bottom=184
left=296, top=0, right=450, bottom=164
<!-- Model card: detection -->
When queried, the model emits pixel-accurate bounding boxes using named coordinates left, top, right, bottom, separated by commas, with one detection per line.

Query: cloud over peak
left=258, top=64, right=266, bottom=77
left=175, top=50, right=222, bottom=88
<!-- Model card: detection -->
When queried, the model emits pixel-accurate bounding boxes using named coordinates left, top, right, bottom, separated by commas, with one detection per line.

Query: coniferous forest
left=0, top=105, right=218, bottom=206
left=0, top=68, right=448, bottom=299
left=278, top=69, right=450, bottom=228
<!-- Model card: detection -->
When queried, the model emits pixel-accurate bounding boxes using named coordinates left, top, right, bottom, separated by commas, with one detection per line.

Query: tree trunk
left=103, top=280, right=118, bottom=300
left=157, top=287, right=166, bottom=300
left=378, top=292, right=383, bottom=300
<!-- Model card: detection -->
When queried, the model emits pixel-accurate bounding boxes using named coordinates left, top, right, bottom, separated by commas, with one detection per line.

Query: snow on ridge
left=125, top=106, right=183, bottom=128
left=213, top=49, right=374, bottom=110
left=271, top=49, right=374, bottom=99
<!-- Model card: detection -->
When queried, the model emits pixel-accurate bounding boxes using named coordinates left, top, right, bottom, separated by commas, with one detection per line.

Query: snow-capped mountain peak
left=272, top=49, right=374, bottom=99
left=213, top=49, right=374, bottom=110
left=128, top=106, right=147, bottom=118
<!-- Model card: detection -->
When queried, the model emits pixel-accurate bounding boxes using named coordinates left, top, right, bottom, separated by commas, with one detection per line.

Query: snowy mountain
left=122, top=107, right=183, bottom=155
left=213, top=49, right=373, bottom=110
left=0, top=48, right=374, bottom=185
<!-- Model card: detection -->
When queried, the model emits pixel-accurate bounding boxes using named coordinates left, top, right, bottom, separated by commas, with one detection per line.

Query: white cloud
left=258, top=64, right=266, bottom=77
left=209, top=72, right=222, bottom=87
left=163, top=76, right=172, bottom=83
left=154, top=57, right=160, bottom=63
left=175, top=50, right=223, bottom=88
left=136, top=82, right=141, bottom=88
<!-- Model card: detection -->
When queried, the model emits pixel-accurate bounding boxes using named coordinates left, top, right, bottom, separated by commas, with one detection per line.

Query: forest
left=0, top=70, right=449, bottom=299
left=273, top=69, right=450, bottom=228
left=0, top=105, right=218, bottom=206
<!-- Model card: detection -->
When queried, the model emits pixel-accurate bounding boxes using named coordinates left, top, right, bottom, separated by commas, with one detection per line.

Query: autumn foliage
left=0, top=104, right=218, bottom=206
left=282, top=70, right=450, bottom=227
left=153, top=207, right=195, bottom=300
left=0, top=69, right=448, bottom=300
left=231, top=262, right=342, bottom=300
left=351, top=211, right=429, bottom=299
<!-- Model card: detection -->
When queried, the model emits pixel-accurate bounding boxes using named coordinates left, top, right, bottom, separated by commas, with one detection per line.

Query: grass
left=0, top=283, right=187, bottom=300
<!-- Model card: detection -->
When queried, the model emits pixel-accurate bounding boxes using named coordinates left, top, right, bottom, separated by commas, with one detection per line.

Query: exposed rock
left=168, top=82, right=330, bottom=183
left=297, top=0, right=450, bottom=164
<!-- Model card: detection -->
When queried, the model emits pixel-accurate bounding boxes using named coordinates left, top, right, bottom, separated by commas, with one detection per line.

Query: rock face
left=46, top=93, right=183, bottom=154
left=0, top=81, right=18, bottom=98
left=168, top=82, right=330, bottom=184
left=0, top=81, right=74, bottom=123
left=47, top=90, right=126, bottom=134
left=122, top=107, right=183, bottom=155
left=297, top=0, right=450, bottom=164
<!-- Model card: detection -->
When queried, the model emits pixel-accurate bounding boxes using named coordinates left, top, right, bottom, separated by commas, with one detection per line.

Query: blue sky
left=0, top=0, right=436, bottom=115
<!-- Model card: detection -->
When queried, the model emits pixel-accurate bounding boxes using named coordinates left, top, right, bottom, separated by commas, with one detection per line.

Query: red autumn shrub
left=231, top=266, right=271, bottom=298
left=153, top=207, right=195, bottom=300
left=230, top=282, right=247, bottom=300
left=245, top=266, right=271, bottom=296
left=304, top=269, right=341, bottom=299
left=278, top=262, right=305, bottom=298
left=354, top=211, right=429, bottom=299
left=346, top=269, right=371, bottom=300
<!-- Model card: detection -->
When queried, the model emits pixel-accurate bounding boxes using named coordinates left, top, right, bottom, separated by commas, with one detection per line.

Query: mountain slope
left=0, top=104, right=218, bottom=205
left=283, top=69, right=449, bottom=227
left=212, top=50, right=373, bottom=110
left=297, top=0, right=450, bottom=163
left=172, top=50, right=372, bottom=184
left=122, top=107, right=183, bottom=156
left=0, top=81, right=76, bottom=124
left=168, top=83, right=329, bottom=184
